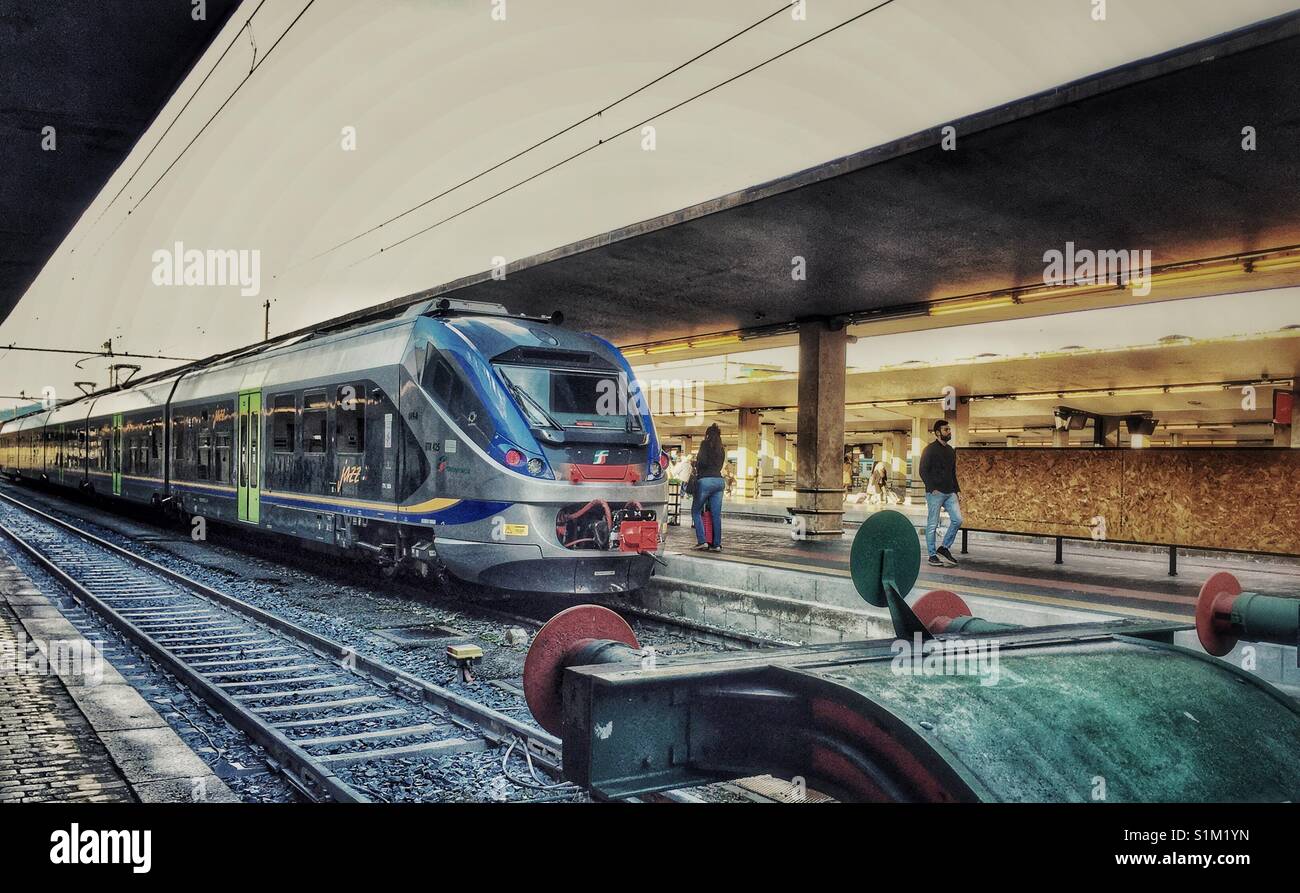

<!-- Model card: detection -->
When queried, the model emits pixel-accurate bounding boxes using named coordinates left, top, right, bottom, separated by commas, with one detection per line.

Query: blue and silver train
left=0, top=300, right=668, bottom=594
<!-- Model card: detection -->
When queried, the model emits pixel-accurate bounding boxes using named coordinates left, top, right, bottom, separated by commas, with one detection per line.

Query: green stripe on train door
left=112, top=414, right=122, bottom=496
left=237, top=391, right=261, bottom=524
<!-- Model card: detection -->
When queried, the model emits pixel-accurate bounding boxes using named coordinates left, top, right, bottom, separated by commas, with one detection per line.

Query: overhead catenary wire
left=73, top=0, right=272, bottom=254
left=92, top=0, right=319, bottom=256
left=300, top=2, right=796, bottom=267
left=354, top=0, right=899, bottom=265
left=0, top=344, right=196, bottom=362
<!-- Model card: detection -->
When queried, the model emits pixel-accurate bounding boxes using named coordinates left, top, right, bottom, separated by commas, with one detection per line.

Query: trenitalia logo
left=50, top=824, right=151, bottom=874
left=593, top=450, right=609, bottom=465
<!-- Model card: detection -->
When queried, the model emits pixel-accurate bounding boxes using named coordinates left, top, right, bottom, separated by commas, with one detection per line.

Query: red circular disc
left=1196, top=571, right=1242, bottom=656
left=523, top=605, right=639, bottom=737
left=911, top=589, right=971, bottom=633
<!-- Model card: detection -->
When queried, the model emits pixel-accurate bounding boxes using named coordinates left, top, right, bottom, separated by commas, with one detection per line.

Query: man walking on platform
left=920, top=419, right=962, bottom=568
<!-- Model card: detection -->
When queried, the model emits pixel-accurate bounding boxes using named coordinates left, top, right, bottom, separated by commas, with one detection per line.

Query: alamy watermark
left=151, top=241, right=261, bottom=297
left=595, top=373, right=705, bottom=424
left=0, top=634, right=104, bottom=684
left=1042, top=241, right=1152, bottom=297
left=890, top=633, right=1001, bottom=686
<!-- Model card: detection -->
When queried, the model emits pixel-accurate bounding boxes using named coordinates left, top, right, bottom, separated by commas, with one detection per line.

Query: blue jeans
left=692, top=476, right=725, bottom=546
left=925, top=491, right=962, bottom=556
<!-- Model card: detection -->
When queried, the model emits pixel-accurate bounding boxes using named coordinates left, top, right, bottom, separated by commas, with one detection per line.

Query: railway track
left=0, top=490, right=566, bottom=803
left=0, top=486, right=781, bottom=803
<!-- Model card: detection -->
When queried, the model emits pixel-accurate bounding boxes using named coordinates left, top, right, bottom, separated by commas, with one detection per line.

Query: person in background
left=919, top=419, right=962, bottom=567
left=723, top=460, right=737, bottom=497
left=692, top=424, right=726, bottom=552
left=871, top=458, right=889, bottom=505
left=669, top=450, right=693, bottom=484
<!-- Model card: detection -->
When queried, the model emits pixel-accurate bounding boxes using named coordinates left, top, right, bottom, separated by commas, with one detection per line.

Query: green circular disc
left=849, top=510, right=921, bottom=607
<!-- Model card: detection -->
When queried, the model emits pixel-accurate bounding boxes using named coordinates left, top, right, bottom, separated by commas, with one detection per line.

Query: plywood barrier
left=957, top=447, right=1300, bottom=556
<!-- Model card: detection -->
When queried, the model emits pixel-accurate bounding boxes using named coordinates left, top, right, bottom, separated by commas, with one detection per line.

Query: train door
left=57, top=425, right=64, bottom=485
left=237, top=391, right=261, bottom=523
left=112, top=414, right=122, bottom=496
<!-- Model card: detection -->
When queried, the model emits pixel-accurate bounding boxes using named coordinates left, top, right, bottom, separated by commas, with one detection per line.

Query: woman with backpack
left=690, top=423, right=726, bottom=552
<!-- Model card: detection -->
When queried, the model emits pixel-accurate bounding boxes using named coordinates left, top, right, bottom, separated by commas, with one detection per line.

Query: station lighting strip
left=619, top=244, right=1300, bottom=357
left=748, top=378, right=1293, bottom=415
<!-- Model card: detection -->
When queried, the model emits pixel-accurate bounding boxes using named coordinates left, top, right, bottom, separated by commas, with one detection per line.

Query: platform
left=648, top=515, right=1300, bottom=693
left=0, top=557, right=238, bottom=803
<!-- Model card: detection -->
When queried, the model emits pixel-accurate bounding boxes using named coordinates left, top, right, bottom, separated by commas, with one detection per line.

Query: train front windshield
left=496, top=365, right=641, bottom=432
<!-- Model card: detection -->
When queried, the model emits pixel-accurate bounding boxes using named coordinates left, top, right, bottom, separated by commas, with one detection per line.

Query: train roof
left=437, top=313, right=620, bottom=365
left=0, top=300, right=594, bottom=430
left=170, top=318, right=414, bottom=404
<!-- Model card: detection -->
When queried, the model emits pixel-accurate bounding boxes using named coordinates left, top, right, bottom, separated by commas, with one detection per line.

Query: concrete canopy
left=394, top=12, right=1300, bottom=347
left=0, top=0, right=240, bottom=319
left=651, top=327, right=1300, bottom=446
left=6, top=2, right=1299, bottom=409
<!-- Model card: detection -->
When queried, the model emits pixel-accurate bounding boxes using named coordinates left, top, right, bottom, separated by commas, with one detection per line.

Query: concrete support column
left=736, top=409, right=762, bottom=498
left=758, top=421, right=776, bottom=496
left=1052, top=427, right=1069, bottom=447
left=1131, top=434, right=1150, bottom=449
left=944, top=399, right=971, bottom=448
left=1006, top=435, right=1019, bottom=447
left=793, top=320, right=847, bottom=538
left=680, top=435, right=695, bottom=460
left=880, top=432, right=900, bottom=476
left=1169, top=432, right=1183, bottom=447
left=906, top=417, right=926, bottom=504
left=774, top=434, right=791, bottom=486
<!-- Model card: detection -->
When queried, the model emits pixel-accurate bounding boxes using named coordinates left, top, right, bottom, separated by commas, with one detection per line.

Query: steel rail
left=0, top=488, right=567, bottom=771
left=0, top=514, right=364, bottom=803
left=0, top=486, right=747, bottom=802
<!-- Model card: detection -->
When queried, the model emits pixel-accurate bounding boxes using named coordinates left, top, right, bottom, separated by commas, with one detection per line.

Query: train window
left=215, top=430, right=231, bottom=482
left=249, top=409, right=259, bottom=488
left=150, top=424, right=158, bottom=461
left=335, top=384, right=365, bottom=453
left=422, top=350, right=495, bottom=447
left=271, top=394, right=296, bottom=452
left=303, top=390, right=328, bottom=454
left=197, top=428, right=212, bottom=480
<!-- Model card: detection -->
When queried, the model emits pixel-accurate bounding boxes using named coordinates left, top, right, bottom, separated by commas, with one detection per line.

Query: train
left=0, top=299, right=668, bottom=594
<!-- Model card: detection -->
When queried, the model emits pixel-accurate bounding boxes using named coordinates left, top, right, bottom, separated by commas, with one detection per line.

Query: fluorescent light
left=1164, top=384, right=1222, bottom=394
left=1252, top=254, right=1300, bottom=272
left=690, top=334, right=741, bottom=348
left=929, top=295, right=1016, bottom=316
left=1150, top=262, right=1244, bottom=284
left=1017, top=281, right=1120, bottom=303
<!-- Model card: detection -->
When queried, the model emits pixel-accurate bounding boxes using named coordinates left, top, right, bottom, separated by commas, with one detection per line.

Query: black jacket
left=919, top=440, right=959, bottom=493
left=695, top=440, right=725, bottom=478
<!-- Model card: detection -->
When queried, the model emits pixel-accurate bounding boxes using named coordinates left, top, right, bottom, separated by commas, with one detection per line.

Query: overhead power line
left=298, top=2, right=796, bottom=267
left=0, top=344, right=196, bottom=361
left=92, top=0, right=319, bottom=256
left=358, top=0, right=899, bottom=263
left=73, top=0, right=272, bottom=254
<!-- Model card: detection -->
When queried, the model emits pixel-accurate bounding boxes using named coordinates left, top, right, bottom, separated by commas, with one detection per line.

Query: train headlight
left=505, top=448, right=525, bottom=468
left=527, top=457, right=545, bottom=476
